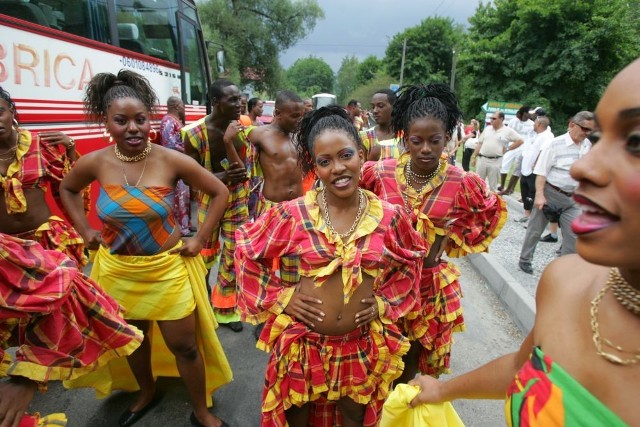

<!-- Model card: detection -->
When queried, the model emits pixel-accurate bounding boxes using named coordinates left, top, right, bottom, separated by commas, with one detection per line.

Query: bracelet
left=67, top=138, right=75, bottom=149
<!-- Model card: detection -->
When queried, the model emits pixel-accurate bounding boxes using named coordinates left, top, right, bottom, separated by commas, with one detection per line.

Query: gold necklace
left=114, top=141, right=152, bottom=162
left=321, top=187, right=365, bottom=239
left=118, top=147, right=151, bottom=186
left=590, top=268, right=640, bottom=365
left=610, top=267, right=640, bottom=315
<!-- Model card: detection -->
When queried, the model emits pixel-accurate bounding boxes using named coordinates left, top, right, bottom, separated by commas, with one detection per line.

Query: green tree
left=347, top=72, right=396, bottom=111
left=286, top=56, right=334, bottom=97
left=457, top=0, right=640, bottom=129
left=384, top=17, right=464, bottom=86
left=357, top=55, right=382, bottom=86
left=335, top=55, right=360, bottom=105
left=198, top=0, right=323, bottom=94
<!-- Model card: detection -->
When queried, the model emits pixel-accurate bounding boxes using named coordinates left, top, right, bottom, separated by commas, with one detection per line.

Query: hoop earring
left=103, top=130, right=113, bottom=144
left=149, top=128, right=158, bottom=142
left=13, top=118, right=19, bottom=129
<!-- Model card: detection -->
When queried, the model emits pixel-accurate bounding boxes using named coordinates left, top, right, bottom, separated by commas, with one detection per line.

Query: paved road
left=29, top=256, right=522, bottom=426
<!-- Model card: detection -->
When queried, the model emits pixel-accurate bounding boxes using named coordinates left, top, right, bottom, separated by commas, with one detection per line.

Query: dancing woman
left=361, top=84, right=507, bottom=382
left=60, top=70, right=232, bottom=427
left=235, top=106, right=425, bottom=427
left=0, top=86, right=87, bottom=266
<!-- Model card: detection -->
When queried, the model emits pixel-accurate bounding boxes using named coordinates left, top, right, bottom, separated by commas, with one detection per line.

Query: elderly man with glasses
left=518, top=111, right=595, bottom=274
left=472, top=111, right=524, bottom=191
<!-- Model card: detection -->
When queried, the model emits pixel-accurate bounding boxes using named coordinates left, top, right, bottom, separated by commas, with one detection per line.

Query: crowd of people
left=1, top=55, right=638, bottom=427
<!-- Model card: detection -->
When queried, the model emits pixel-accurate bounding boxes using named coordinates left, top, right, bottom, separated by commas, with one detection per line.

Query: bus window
left=115, top=0, right=178, bottom=61
left=178, top=13, right=208, bottom=107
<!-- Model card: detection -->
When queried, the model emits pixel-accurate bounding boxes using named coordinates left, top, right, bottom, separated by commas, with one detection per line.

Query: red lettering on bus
left=14, top=44, right=39, bottom=86
left=78, top=60, right=94, bottom=91
left=0, top=43, right=6, bottom=82
left=54, top=54, right=75, bottom=90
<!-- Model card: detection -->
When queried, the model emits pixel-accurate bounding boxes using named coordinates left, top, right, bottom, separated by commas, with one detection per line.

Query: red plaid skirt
left=402, top=261, right=465, bottom=376
left=259, top=314, right=409, bottom=427
left=12, top=216, right=87, bottom=267
left=0, top=233, right=142, bottom=382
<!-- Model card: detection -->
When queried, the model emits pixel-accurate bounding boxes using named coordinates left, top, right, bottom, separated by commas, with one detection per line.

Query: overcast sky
left=279, top=0, right=484, bottom=72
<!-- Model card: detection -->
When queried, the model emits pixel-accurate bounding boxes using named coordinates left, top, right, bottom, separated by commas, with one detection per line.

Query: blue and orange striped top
left=97, top=185, right=176, bottom=255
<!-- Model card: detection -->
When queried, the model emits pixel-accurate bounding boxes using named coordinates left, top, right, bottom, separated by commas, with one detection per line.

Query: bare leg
left=549, top=222, right=559, bottom=235
left=337, top=397, right=366, bottom=427
left=395, top=341, right=422, bottom=385
left=499, top=173, right=507, bottom=191
left=124, top=320, right=156, bottom=412
left=285, top=402, right=310, bottom=427
left=505, top=174, right=520, bottom=193
left=158, top=314, right=224, bottom=427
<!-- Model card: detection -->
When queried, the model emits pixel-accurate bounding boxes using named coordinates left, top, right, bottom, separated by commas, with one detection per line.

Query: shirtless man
left=246, top=90, right=305, bottom=340
left=248, top=90, right=306, bottom=211
left=183, top=78, right=251, bottom=332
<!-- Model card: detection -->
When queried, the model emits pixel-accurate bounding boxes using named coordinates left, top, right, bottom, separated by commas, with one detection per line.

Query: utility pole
left=450, top=49, right=457, bottom=90
left=399, top=38, right=407, bottom=87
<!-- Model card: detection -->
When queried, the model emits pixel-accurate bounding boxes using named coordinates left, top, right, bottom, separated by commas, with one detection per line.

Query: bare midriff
left=297, top=270, right=375, bottom=336
left=422, top=234, right=444, bottom=268
left=261, top=156, right=303, bottom=203
left=0, top=188, right=52, bottom=234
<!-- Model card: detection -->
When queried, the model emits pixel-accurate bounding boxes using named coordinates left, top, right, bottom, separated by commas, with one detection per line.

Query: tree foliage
left=384, top=17, right=464, bottom=86
left=346, top=73, right=396, bottom=112
left=457, top=0, right=640, bottom=127
left=198, top=0, right=323, bottom=94
left=335, top=55, right=360, bottom=104
left=357, top=55, right=382, bottom=86
left=286, top=56, right=334, bottom=97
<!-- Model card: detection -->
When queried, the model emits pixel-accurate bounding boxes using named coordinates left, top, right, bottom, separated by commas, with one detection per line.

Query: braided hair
left=391, top=84, right=462, bottom=145
left=84, top=69, right=158, bottom=123
left=0, top=86, right=18, bottom=123
left=294, top=105, right=363, bottom=175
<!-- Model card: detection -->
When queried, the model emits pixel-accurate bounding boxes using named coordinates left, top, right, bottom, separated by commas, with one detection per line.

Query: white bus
left=1, top=0, right=214, bottom=224
left=311, top=93, right=337, bottom=109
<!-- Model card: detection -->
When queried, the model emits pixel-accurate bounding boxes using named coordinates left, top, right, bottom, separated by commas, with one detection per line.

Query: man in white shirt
left=500, top=106, right=535, bottom=194
left=518, top=111, right=595, bottom=274
left=472, top=111, right=524, bottom=191
left=519, top=116, right=554, bottom=221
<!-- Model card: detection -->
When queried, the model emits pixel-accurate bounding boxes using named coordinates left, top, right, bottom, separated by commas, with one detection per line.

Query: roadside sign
left=481, top=100, right=521, bottom=115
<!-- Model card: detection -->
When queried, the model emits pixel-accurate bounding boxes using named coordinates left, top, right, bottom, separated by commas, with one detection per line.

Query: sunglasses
left=574, top=123, right=593, bottom=133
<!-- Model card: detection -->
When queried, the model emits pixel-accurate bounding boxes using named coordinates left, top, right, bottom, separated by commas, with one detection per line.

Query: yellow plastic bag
left=380, top=384, right=465, bottom=427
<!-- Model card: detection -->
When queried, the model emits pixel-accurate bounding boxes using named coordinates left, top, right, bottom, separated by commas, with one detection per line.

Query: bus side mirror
left=216, top=50, right=225, bottom=74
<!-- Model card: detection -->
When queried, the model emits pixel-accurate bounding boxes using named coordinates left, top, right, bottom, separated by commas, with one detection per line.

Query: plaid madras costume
left=235, top=189, right=425, bottom=427
left=359, top=127, right=403, bottom=160
left=182, top=117, right=254, bottom=322
left=253, top=181, right=300, bottom=285
left=0, top=233, right=142, bottom=384
left=96, top=185, right=176, bottom=255
left=1, top=129, right=88, bottom=265
left=361, top=153, right=507, bottom=375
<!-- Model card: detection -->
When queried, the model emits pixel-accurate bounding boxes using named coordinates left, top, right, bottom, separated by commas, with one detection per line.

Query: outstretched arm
left=169, top=152, right=229, bottom=257
left=409, top=331, right=533, bottom=406
left=60, top=153, right=102, bottom=249
left=0, top=376, right=37, bottom=427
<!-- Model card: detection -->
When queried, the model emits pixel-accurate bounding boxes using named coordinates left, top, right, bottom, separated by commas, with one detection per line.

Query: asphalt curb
left=467, top=193, right=536, bottom=333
